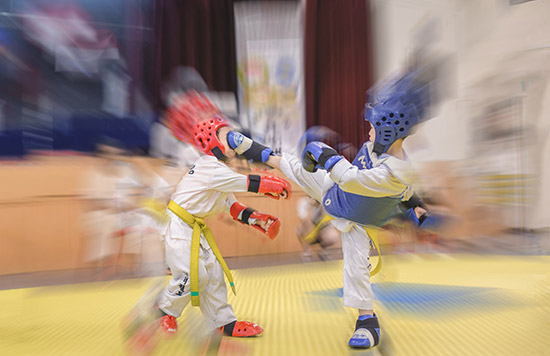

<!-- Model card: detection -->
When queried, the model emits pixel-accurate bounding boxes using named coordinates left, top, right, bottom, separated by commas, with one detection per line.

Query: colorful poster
left=234, top=2, right=305, bottom=155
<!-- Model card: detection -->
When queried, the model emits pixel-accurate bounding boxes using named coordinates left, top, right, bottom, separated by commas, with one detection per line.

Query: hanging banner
left=234, top=2, right=305, bottom=156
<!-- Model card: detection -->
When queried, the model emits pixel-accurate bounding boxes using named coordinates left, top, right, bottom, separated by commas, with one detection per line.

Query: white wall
left=458, top=0, right=550, bottom=229
left=369, top=0, right=550, bottom=228
left=369, top=0, right=465, bottom=162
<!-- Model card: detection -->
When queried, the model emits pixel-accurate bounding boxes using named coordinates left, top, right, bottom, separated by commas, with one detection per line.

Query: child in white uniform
left=155, top=92, right=292, bottom=338
left=227, top=70, right=435, bottom=349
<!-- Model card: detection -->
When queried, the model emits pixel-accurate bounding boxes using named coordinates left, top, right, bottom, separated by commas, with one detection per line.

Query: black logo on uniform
left=188, top=165, right=196, bottom=175
left=175, top=275, right=189, bottom=296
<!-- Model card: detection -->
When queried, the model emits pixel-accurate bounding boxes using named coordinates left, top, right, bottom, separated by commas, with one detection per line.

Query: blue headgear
left=364, top=70, right=430, bottom=154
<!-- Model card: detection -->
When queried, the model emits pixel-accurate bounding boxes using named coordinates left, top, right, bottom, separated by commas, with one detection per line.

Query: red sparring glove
left=230, top=202, right=281, bottom=240
left=247, top=174, right=292, bottom=200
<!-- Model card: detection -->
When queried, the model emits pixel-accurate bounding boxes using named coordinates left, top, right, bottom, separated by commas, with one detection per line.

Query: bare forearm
left=266, top=155, right=282, bottom=170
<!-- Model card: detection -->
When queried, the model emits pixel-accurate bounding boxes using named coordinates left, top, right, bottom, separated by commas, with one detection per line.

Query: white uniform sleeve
left=208, top=164, right=249, bottom=193
left=224, top=193, right=238, bottom=212
left=328, top=159, right=408, bottom=197
left=280, top=153, right=326, bottom=202
left=402, top=186, right=415, bottom=201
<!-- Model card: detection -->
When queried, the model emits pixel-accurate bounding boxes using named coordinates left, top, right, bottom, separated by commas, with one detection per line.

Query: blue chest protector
left=322, top=144, right=403, bottom=227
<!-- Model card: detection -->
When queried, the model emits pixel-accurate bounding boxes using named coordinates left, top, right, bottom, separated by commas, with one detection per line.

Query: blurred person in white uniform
left=81, top=139, right=141, bottom=277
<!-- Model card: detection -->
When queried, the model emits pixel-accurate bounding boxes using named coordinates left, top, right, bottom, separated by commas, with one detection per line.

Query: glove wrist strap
left=240, top=207, right=255, bottom=225
left=247, top=174, right=261, bottom=193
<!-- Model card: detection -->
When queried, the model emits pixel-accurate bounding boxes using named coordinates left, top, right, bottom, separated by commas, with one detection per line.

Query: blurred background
left=0, top=0, right=549, bottom=355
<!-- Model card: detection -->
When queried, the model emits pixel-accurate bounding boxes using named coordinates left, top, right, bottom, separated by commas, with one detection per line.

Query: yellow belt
left=303, top=215, right=382, bottom=277
left=141, top=198, right=168, bottom=222
left=167, top=200, right=236, bottom=306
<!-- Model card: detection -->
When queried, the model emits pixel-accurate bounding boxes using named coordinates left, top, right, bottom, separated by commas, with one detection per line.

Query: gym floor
left=0, top=252, right=548, bottom=356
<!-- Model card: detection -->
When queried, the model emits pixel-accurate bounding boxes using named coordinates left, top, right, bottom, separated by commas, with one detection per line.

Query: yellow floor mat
left=0, top=254, right=548, bottom=356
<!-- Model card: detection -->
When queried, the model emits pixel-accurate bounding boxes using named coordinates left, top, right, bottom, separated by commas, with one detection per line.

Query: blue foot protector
left=348, top=315, right=380, bottom=348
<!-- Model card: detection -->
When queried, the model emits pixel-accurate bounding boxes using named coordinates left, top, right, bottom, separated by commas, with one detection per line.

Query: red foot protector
left=160, top=315, right=178, bottom=335
left=220, top=321, right=263, bottom=337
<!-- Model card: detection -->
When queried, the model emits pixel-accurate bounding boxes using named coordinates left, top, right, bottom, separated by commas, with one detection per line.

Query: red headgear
left=166, top=91, right=230, bottom=158
left=193, top=115, right=229, bottom=157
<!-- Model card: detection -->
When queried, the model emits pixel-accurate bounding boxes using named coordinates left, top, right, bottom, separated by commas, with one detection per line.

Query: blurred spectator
left=81, top=139, right=147, bottom=278
left=0, top=2, right=153, bottom=157
left=149, top=120, right=201, bottom=169
left=296, top=197, right=340, bottom=261
left=122, top=156, right=174, bottom=276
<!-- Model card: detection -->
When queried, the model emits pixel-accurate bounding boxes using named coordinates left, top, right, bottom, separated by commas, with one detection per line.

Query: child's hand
left=252, top=217, right=276, bottom=232
left=263, top=189, right=289, bottom=200
left=250, top=213, right=281, bottom=240
left=414, top=206, right=427, bottom=219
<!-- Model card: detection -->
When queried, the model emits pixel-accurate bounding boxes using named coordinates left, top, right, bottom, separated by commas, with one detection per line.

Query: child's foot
left=219, top=320, right=263, bottom=337
left=160, top=314, right=178, bottom=335
left=348, top=314, right=380, bottom=348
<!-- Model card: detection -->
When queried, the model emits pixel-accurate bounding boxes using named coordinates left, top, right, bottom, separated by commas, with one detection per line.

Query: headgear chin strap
left=210, top=145, right=228, bottom=162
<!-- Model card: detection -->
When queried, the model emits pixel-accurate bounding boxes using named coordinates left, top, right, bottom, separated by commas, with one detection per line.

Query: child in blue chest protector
left=226, top=69, right=436, bottom=349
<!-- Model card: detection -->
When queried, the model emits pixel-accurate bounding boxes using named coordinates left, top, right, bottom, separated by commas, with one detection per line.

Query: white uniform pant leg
left=280, top=153, right=327, bottom=202
left=157, top=235, right=236, bottom=328
left=157, top=236, right=194, bottom=317
left=341, top=225, right=375, bottom=310
left=198, top=245, right=236, bottom=331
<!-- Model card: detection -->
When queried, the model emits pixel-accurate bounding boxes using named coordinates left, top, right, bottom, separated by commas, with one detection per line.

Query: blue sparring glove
left=227, top=131, right=273, bottom=163
left=399, top=193, right=449, bottom=232
left=301, top=141, right=343, bottom=173
left=419, top=212, right=449, bottom=232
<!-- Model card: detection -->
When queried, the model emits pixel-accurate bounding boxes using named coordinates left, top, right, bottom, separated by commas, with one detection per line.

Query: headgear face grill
left=193, top=116, right=229, bottom=158
left=364, top=71, right=430, bottom=154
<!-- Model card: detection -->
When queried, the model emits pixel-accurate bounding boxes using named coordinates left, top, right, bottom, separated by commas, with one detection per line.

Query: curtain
left=153, top=0, right=237, bottom=109
left=304, top=0, right=374, bottom=149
